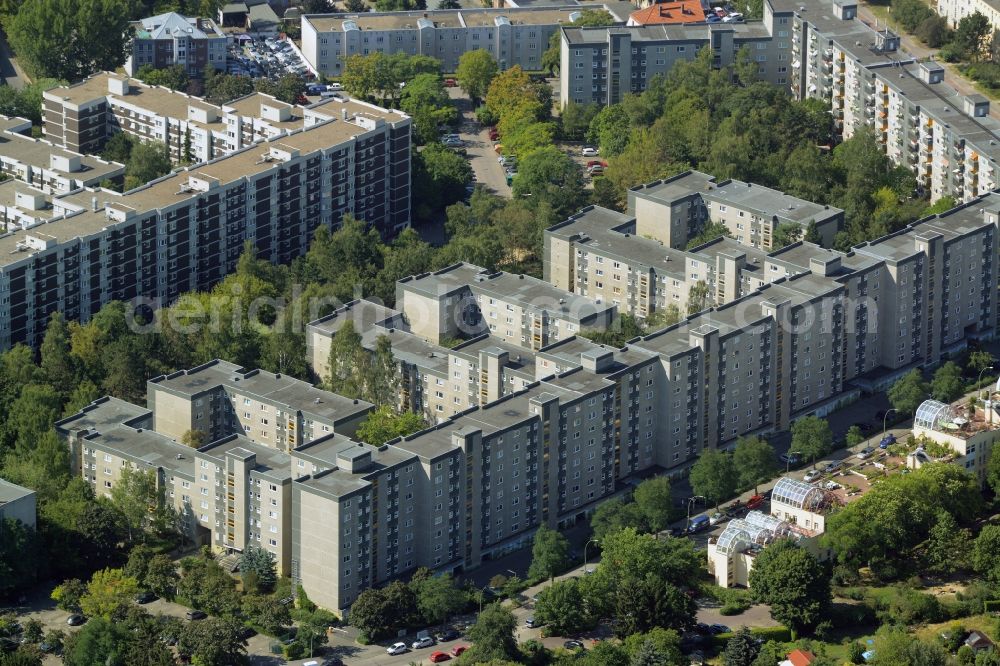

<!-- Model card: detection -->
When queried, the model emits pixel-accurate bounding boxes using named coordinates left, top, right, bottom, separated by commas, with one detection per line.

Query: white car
left=387, top=642, right=409, bottom=655
left=412, top=636, right=435, bottom=649
left=804, top=469, right=822, bottom=483
left=581, top=147, right=599, bottom=157
left=328, top=83, right=344, bottom=91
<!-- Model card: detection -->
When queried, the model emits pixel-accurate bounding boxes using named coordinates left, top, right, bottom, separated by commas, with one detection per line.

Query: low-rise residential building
left=124, top=12, right=228, bottom=78
left=0, top=478, right=36, bottom=529
left=908, top=398, right=1000, bottom=488
left=707, top=476, right=840, bottom=587
left=627, top=0, right=710, bottom=26
left=301, top=5, right=629, bottom=77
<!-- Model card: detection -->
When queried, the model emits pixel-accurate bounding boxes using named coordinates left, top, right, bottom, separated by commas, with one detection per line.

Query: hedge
left=713, top=625, right=792, bottom=647
left=985, top=600, right=1000, bottom=614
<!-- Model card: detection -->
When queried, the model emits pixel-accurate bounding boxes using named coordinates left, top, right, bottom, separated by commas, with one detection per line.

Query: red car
left=586, top=160, right=608, bottom=168
left=745, top=493, right=766, bottom=510
left=488, top=127, right=499, bottom=141
left=430, top=651, right=451, bottom=662
left=444, top=78, right=457, bottom=87
left=451, top=645, right=468, bottom=657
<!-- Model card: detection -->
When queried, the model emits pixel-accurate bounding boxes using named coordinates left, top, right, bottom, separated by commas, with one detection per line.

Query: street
left=445, top=86, right=512, bottom=196
left=0, top=32, right=27, bottom=89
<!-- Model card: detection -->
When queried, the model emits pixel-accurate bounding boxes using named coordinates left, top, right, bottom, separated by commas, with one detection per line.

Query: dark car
left=563, top=640, right=585, bottom=650
left=238, top=626, right=257, bottom=640
left=852, top=421, right=874, bottom=434
left=436, top=629, right=460, bottom=642
left=695, top=622, right=712, bottom=634
left=823, top=460, right=842, bottom=473
left=709, top=624, right=731, bottom=634
left=66, top=614, right=86, bottom=626
left=185, top=610, right=207, bottom=621
left=135, top=591, right=157, bottom=604
left=879, top=433, right=897, bottom=449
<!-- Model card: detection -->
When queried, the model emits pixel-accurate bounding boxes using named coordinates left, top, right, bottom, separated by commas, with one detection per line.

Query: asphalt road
left=0, top=32, right=27, bottom=89
left=445, top=86, right=512, bottom=196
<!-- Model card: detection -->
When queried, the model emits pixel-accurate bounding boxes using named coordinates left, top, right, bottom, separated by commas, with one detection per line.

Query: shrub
left=957, top=644, right=975, bottom=664
left=282, top=641, right=305, bottom=660
left=849, top=641, right=865, bottom=664
left=720, top=602, right=746, bottom=615
left=713, top=625, right=792, bottom=647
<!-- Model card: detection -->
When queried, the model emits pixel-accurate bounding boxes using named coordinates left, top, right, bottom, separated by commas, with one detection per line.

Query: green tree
left=176, top=617, right=247, bottom=666
left=355, top=406, right=426, bottom=445
left=632, top=476, right=674, bottom=534
left=124, top=140, right=172, bottom=191
left=987, top=443, right=1000, bottom=495
left=109, top=467, right=170, bottom=542
left=954, top=11, right=991, bottom=60
left=0, top=517, right=40, bottom=596
left=972, top=524, right=1000, bottom=584
left=891, top=0, right=935, bottom=32
left=203, top=71, right=254, bottom=105
left=924, top=510, right=971, bottom=574
left=534, top=578, right=590, bottom=636
left=367, top=335, right=400, bottom=407
left=399, top=72, right=456, bottom=145
left=561, top=102, right=599, bottom=141
left=456, top=49, right=498, bottom=103
left=686, top=222, right=732, bottom=250
left=464, top=603, right=519, bottom=663
left=238, top=545, right=277, bottom=593
left=748, top=540, right=830, bottom=636
left=771, top=222, right=803, bottom=249
left=51, top=578, right=86, bottom=612
left=241, top=594, right=291, bottom=635
left=527, top=524, right=570, bottom=581
left=732, top=436, right=777, bottom=493
left=723, top=627, right=763, bottom=666
left=930, top=361, right=965, bottom=403
left=790, top=415, right=833, bottom=467
left=587, top=104, right=631, bottom=157
left=511, top=145, right=586, bottom=218
left=889, top=368, right=928, bottom=415
left=79, top=568, right=140, bottom=620
left=646, top=304, right=682, bottom=329
left=869, top=626, right=946, bottom=666
left=412, top=142, right=472, bottom=222
left=630, top=639, right=668, bottom=666
left=136, top=64, right=189, bottom=91
left=689, top=449, right=738, bottom=508
left=590, top=496, right=646, bottom=541
left=845, top=425, right=865, bottom=447
left=412, top=573, right=465, bottom=625
left=325, top=320, right=368, bottom=398
left=621, top=629, right=683, bottom=665
left=39, top=311, right=74, bottom=393
left=484, top=66, right=550, bottom=124
left=4, top=0, right=132, bottom=81
left=348, top=587, right=393, bottom=640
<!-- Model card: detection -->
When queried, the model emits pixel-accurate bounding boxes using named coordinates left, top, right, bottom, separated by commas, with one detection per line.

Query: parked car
left=387, top=642, right=409, bottom=655
left=709, top=624, right=731, bottom=634
left=879, top=433, right=896, bottom=449
left=804, top=469, right=822, bottom=483
left=564, top=640, right=585, bottom=650
left=328, top=83, right=344, bottom=91
left=488, top=127, right=499, bottom=141
left=66, top=614, right=86, bottom=626
left=587, top=164, right=604, bottom=175
left=745, top=493, right=766, bottom=510
left=498, top=155, right=516, bottom=167
left=856, top=446, right=875, bottom=460
left=581, top=147, right=599, bottom=157
left=444, top=78, right=457, bottom=87
left=709, top=512, right=724, bottom=526
left=688, top=514, right=710, bottom=533
left=451, top=645, right=469, bottom=657
left=430, top=651, right=451, bottom=662
left=505, top=172, right=517, bottom=186
left=525, top=617, right=541, bottom=628
left=135, top=591, right=157, bottom=604
left=413, top=636, right=436, bottom=649
left=185, top=610, right=207, bottom=621
left=321, top=658, right=345, bottom=666
left=436, top=628, right=459, bottom=642
left=823, top=460, right=842, bottom=473
left=779, top=452, right=802, bottom=465
left=724, top=499, right=745, bottom=517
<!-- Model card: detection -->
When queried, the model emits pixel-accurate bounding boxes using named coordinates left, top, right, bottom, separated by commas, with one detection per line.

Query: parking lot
left=229, top=35, right=313, bottom=82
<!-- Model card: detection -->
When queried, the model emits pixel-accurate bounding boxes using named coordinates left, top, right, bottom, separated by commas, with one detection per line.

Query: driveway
left=446, top=86, right=511, bottom=196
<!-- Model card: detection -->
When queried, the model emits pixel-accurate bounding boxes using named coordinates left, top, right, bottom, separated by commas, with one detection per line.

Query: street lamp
left=979, top=364, right=996, bottom=401
left=686, top=495, right=707, bottom=531
left=882, top=408, right=898, bottom=439
left=478, top=584, right=491, bottom=614
left=583, top=538, right=599, bottom=574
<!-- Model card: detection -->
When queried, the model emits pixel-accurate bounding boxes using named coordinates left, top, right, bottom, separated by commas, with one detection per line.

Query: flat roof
left=85, top=424, right=196, bottom=478
left=200, top=435, right=293, bottom=481
left=0, top=131, right=124, bottom=183
left=0, top=478, right=34, bottom=505
left=304, top=6, right=601, bottom=32
left=56, top=396, right=152, bottom=434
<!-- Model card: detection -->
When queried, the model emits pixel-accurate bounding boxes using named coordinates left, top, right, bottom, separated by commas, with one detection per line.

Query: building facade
left=0, top=104, right=410, bottom=350
left=0, top=478, right=36, bottom=529
left=558, top=0, right=1000, bottom=204
left=125, top=12, right=228, bottom=78
left=301, top=5, right=629, bottom=76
